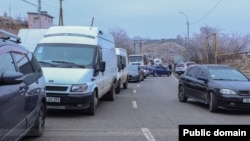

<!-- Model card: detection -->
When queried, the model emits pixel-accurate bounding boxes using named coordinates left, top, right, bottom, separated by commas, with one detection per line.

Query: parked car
left=147, top=65, right=170, bottom=76
left=0, top=30, right=47, bottom=141
left=128, top=65, right=144, bottom=82
left=178, top=64, right=250, bottom=112
left=175, top=61, right=197, bottom=75
left=139, top=65, right=148, bottom=79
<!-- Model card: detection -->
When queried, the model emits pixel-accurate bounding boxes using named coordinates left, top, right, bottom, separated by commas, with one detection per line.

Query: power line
left=191, top=0, right=223, bottom=25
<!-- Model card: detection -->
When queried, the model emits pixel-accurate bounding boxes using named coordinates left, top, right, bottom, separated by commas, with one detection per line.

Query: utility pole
left=22, top=0, right=41, bottom=28
left=38, top=0, right=41, bottom=28
left=206, top=33, right=218, bottom=64
left=59, top=0, right=64, bottom=26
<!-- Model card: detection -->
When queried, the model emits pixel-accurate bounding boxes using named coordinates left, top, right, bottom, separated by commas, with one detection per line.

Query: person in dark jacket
left=168, top=63, right=172, bottom=75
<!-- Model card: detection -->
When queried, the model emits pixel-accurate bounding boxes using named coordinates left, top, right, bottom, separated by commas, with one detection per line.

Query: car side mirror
left=1, top=71, right=24, bottom=84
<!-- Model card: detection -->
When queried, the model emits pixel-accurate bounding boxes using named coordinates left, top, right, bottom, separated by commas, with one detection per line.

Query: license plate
left=243, top=98, right=250, bottom=103
left=47, top=97, right=60, bottom=103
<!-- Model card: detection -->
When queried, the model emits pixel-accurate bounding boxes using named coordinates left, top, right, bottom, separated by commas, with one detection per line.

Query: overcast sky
left=1, top=0, right=249, bottom=39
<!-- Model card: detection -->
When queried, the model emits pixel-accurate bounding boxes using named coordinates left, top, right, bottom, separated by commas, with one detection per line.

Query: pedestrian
left=168, top=63, right=172, bottom=75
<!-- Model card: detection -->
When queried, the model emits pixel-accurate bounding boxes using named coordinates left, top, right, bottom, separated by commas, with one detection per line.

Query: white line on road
left=137, top=84, right=140, bottom=87
left=132, top=101, right=137, bottom=108
left=141, top=128, right=156, bottom=141
left=133, top=89, right=136, bottom=93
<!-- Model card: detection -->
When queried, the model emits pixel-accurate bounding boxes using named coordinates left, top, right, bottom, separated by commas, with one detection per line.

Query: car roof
left=194, top=64, right=233, bottom=69
left=0, top=39, right=27, bottom=55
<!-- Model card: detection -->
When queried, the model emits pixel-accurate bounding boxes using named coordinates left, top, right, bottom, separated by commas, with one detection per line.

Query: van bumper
left=46, top=92, right=93, bottom=109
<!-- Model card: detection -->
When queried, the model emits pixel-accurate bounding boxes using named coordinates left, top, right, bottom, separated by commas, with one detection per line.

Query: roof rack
left=0, top=29, right=21, bottom=43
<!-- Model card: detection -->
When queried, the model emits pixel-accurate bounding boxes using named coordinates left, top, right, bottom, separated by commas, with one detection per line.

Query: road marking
left=133, top=89, right=136, bottom=93
left=137, top=84, right=140, bottom=87
left=141, top=128, right=156, bottom=141
left=172, top=74, right=179, bottom=82
left=132, top=101, right=137, bottom=108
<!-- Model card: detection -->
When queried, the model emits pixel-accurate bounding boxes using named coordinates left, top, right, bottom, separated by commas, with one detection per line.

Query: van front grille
left=46, top=86, right=68, bottom=91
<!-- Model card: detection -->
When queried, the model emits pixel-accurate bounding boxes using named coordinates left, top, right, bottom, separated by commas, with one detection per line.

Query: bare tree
left=109, top=27, right=133, bottom=54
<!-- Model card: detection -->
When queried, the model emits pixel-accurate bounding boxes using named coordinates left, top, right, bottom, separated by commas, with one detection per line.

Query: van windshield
left=34, top=43, right=96, bottom=68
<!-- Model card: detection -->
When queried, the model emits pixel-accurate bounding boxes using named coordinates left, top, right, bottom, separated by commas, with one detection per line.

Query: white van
left=34, top=26, right=117, bottom=115
left=115, top=48, right=129, bottom=94
left=18, top=29, right=48, bottom=52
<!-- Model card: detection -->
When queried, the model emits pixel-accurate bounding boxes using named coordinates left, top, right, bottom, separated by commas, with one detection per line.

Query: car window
left=0, top=53, right=16, bottom=76
left=12, top=52, right=34, bottom=74
left=186, top=67, right=198, bottom=78
left=196, top=68, right=206, bottom=79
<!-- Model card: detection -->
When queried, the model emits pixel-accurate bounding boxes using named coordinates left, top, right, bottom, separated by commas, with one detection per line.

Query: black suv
left=0, top=30, right=47, bottom=141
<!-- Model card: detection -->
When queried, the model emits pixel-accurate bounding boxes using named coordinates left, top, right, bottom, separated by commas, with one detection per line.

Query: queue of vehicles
left=3, top=25, right=250, bottom=141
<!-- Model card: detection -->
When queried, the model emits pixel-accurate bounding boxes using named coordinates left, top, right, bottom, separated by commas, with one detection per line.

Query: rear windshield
left=186, top=62, right=196, bottom=66
left=176, top=63, right=184, bottom=67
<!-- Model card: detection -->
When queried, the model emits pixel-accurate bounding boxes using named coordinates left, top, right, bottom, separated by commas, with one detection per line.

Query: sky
left=1, top=0, right=250, bottom=39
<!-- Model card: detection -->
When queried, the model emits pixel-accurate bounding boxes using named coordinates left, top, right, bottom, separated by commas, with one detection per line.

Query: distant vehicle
left=153, top=58, right=162, bottom=66
left=128, top=65, right=144, bottom=82
left=0, top=30, right=47, bottom=141
left=147, top=65, right=170, bottom=76
left=18, top=29, right=48, bottom=52
left=175, top=61, right=197, bottom=75
left=115, top=48, right=129, bottom=94
left=34, top=26, right=117, bottom=115
left=128, top=54, right=148, bottom=66
left=178, top=64, right=250, bottom=112
left=139, top=65, right=148, bottom=79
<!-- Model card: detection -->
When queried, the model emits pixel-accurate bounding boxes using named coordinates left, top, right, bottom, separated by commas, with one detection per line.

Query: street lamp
left=22, top=0, right=41, bottom=28
left=179, top=12, right=189, bottom=44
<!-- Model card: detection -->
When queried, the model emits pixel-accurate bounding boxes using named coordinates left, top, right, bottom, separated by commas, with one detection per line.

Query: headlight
left=220, top=89, right=236, bottom=95
left=71, top=84, right=88, bottom=92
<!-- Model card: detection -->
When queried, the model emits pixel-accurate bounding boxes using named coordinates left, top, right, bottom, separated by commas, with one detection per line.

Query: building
left=27, top=11, right=54, bottom=29
left=0, top=16, right=28, bottom=35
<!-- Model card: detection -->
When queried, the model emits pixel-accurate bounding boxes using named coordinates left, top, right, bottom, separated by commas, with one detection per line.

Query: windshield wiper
left=213, top=78, right=234, bottom=81
left=52, top=60, right=85, bottom=68
left=38, top=61, right=56, bottom=67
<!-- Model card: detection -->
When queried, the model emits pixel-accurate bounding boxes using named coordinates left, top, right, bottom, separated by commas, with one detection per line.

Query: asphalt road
left=23, top=74, right=250, bottom=141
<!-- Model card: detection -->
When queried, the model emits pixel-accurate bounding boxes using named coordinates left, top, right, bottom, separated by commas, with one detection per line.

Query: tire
left=87, top=90, right=98, bottom=115
left=141, top=74, right=144, bottom=81
left=115, top=80, right=121, bottom=94
left=123, top=78, right=128, bottom=89
left=29, top=102, right=46, bottom=137
left=209, top=92, right=218, bottom=112
left=106, top=83, right=115, bottom=101
left=154, top=73, right=157, bottom=77
left=178, top=85, right=187, bottom=102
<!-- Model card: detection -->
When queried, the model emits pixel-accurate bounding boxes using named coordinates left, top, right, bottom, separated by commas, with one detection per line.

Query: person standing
left=168, top=63, right=172, bottom=75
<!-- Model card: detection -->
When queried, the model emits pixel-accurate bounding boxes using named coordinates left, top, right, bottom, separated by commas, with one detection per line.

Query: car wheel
left=29, top=102, right=46, bottom=137
left=209, top=92, right=218, bottom=112
left=123, top=78, right=128, bottom=89
left=115, top=80, right=121, bottom=94
left=87, top=90, right=98, bottom=115
left=178, top=85, right=187, bottom=102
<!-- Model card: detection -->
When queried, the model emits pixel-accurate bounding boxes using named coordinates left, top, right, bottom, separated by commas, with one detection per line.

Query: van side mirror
left=121, top=63, right=125, bottom=69
left=1, top=71, right=24, bottom=84
left=99, top=61, right=106, bottom=72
